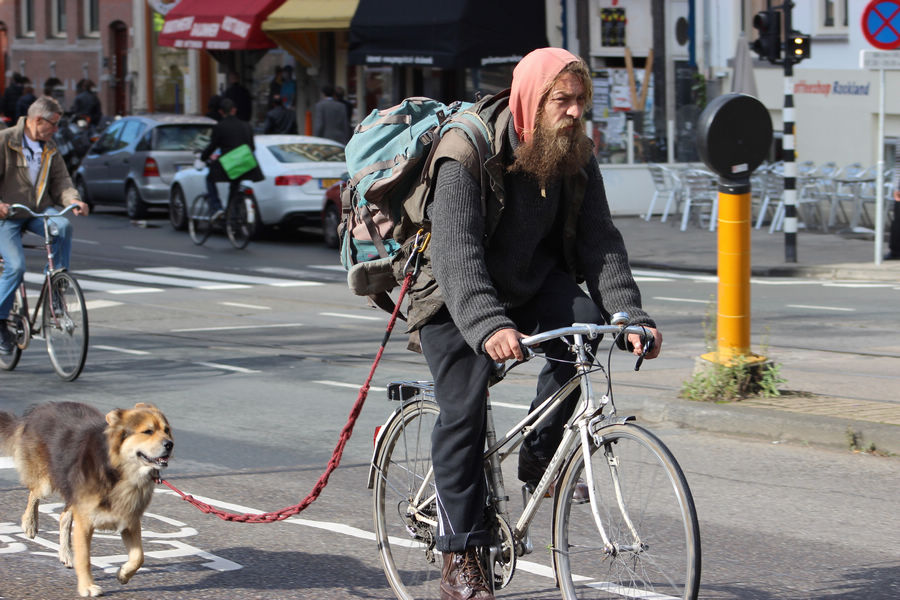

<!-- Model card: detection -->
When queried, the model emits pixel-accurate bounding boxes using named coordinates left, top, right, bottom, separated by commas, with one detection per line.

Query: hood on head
left=510, top=47, right=581, bottom=143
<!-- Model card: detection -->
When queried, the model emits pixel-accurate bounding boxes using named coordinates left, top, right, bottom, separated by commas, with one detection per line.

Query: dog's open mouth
left=138, top=452, right=170, bottom=468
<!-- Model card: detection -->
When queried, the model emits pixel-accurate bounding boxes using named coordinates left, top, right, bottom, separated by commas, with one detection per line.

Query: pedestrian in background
left=15, top=80, right=36, bottom=122
left=223, top=71, right=252, bottom=123
left=263, top=94, right=297, bottom=135
left=888, top=143, right=900, bottom=260
left=1, top=73, right=25, bottom=124
left=268, top=66, right=284, bottom=108
left=313, top=84, right=350, bottom=145
left=70, top=79, right=102, bottom=126
left=280, top=65, right=296, bottom=108
left=335, top=85, right=354, bottom=138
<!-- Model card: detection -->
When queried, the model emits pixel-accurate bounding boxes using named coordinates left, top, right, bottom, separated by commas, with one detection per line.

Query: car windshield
left=154, top=125, right=212, bottom=151
left=267, top=143, right=345, bottom=163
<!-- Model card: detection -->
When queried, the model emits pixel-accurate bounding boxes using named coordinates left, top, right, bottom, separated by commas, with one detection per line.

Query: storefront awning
left=158, top=0, right=285, bottom=50
left=262, top=0, right=358, bottom=32
left=348, top=0, right=548, bottom=69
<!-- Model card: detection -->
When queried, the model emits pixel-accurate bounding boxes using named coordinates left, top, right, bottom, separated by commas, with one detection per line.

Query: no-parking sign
left=862, top=0, right=900, bottom=49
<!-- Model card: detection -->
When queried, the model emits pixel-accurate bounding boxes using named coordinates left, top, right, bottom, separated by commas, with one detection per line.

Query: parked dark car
left=74, top=114, right=215, bottom=219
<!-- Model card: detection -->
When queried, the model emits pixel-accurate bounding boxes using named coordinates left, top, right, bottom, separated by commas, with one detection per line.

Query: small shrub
left=680, top=356, right=785, bottom=402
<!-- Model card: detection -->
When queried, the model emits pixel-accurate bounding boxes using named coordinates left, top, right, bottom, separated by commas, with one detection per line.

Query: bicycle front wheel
left=225, top=194, right=251, bottom=249
left=188, top=194, right=212, bottom=245
left=553, top=423, right=701, bottom=600
left=373, top=399, right=442, bottom=600
left=44, top=272, right=88, bottom=381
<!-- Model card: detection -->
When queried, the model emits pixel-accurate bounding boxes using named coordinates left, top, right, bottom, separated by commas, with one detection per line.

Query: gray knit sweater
left=429, top=118, right=654, bottom=353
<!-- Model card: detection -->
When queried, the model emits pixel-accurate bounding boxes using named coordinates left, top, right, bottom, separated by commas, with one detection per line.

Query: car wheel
left=125, top=183, right=148, bottom=220
left=322, top=202, right=341, bottom=249
left=75, top=176, right=92, bottom=209
left=169, top=185, right=188, bottom=230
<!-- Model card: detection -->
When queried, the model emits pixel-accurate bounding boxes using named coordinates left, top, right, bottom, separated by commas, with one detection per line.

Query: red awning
left=158, top=0, right=285, bottom=50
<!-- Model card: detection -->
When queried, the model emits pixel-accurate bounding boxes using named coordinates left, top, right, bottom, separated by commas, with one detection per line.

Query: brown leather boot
left=440, top=549, right=495, bottom=600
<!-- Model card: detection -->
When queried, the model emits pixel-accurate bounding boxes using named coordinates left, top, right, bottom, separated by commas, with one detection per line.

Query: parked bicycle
left=0, top=204, right=89, bottom=381
left=369, top=314, right=701, bottom=599
left=187, top=183, right=257, bottom=249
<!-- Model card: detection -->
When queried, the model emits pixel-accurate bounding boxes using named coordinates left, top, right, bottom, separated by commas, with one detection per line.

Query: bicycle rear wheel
left=44, top=272, right=88, bottom=381
left=225, top=193, right=252, bottom=249
left=552, top=423, right=701, bottom=600
left=188, top=194, right=213, bottom=245
left=372, top=399, right=442, bottom=600
left=0, top=288, right=25, bottom=371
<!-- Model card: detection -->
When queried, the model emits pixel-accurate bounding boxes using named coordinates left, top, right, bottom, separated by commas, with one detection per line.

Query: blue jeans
left=205, top=176, right=239, bottom=213
left=0, top=209, right=72, bottom=319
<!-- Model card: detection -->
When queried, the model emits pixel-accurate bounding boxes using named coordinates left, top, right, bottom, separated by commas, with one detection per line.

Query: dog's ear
left=134, top=402, right=158, bottom=411
left=105, top=409, right=125, bottom=427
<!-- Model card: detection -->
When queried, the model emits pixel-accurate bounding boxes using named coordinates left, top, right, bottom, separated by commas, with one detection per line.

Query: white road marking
left=93, top=345, right=151, bottom=355
left=194, top=362, right=261, bottom=374
left=0, top=456, right=14, bottom=469
left=634, top=276, right=675, bottom=282
left=24, top=272, right=161, bottom=294
left=320, top=312, right=384, bottom=321
left=652, top=296, right=710, bottom=304
left=631, top=269, right=717, bottom=283
left=78, top=269, right=248, bottom=290
left=315, top=379, right=386, bottom=392
left=309, top=265, right=346, bottom=271
left=490, top=401, right=529, bottom=410
left=171, top=323, right=303, bottom=333
left=140, top=267, right=321, bottom=287
left=787, top=304, right=855, bottom=312
left=220, top=301, right=271, bottom=310
left=85, top=299, right=124, bottom=310
left=123, top=246, right=209, bottom=259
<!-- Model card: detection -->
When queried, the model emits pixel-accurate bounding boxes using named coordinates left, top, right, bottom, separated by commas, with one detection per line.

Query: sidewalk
left=612, top=216, right=900, bottom=456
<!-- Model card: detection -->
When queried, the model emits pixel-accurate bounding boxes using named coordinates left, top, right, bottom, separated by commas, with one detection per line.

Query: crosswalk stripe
left=138, top=267, right=321, bottom=287
left=77, top=269, right=249, bottom=290
left=22, top=273, right=159, bottom=295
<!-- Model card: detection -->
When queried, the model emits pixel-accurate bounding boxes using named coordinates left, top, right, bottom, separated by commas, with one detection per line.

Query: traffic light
left=789, top=32, right=811, bottom=63
left=751, top=9, right=782, bottom=64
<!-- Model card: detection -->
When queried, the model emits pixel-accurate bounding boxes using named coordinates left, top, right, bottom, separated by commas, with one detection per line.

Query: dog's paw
left=21, top=518, right=36, bottom=538
left=117, top=565, right=136, bottom=584
left=58, top=547, right=73, bottom=568
left=78, top=583, right=103, bottom=597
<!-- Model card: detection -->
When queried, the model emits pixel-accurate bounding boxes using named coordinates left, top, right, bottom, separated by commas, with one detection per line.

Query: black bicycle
left=188, top=183, right=258, bottom=249
left=0, top=204, right=89, bottom=381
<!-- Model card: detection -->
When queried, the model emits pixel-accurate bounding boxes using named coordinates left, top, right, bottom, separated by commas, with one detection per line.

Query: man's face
left=539, top=72, right=587, bottom=133
left=31, top=114, right=61, bottom=142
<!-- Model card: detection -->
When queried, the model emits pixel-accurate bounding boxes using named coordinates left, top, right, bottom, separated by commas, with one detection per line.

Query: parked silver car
left=74, top=114, right=215, bottom=219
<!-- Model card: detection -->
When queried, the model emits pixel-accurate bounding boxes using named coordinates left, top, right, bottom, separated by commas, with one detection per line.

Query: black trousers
left=890, top=199, right=900, bottom=257
left=419, top=269, right=604, bottom=552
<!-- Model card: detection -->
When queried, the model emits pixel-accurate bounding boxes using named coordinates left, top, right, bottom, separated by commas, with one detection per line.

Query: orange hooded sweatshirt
left=509, top=47, right=581, bottom=143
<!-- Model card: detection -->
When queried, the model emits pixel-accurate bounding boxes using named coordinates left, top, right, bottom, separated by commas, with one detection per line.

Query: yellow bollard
left=701, top=179, right=766, bottom=366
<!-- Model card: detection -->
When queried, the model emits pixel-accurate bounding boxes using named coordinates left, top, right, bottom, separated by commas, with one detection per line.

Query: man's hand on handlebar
left=70, top=199, right=90, bottom=216
left=628, top=327, right=662, bottom=360
left=0, top=202, right=9, bottom=219
left=485, top=327, right=527, bottom=362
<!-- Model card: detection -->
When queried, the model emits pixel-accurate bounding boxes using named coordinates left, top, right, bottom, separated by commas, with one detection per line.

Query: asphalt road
left=0, top=210, right=897, bottom=599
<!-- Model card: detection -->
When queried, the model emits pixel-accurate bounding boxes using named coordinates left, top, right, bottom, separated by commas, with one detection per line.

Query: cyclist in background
left=199, top=98, right=263, bottom=220
left=0, top=96, right=89, bottom=354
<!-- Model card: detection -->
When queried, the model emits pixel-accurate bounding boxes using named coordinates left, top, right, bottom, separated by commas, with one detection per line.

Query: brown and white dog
left=0, top=402, right=173, bottom=597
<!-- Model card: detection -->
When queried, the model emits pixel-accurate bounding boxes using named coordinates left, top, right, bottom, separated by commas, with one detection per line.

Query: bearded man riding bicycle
left=407, top=48, right=663, bottom=600
left=0, top=96, right=89, bottom=355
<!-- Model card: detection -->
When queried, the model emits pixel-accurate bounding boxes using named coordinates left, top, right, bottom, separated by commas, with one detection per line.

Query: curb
left=627, top=394, right=900, bottom=456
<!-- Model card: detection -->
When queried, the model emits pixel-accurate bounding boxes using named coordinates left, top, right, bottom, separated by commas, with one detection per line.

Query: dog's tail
left=0, top=411, right=17, bottom=453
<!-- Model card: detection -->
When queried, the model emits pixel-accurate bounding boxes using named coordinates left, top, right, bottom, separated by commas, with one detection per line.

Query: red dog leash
left=158, top=263, right=418, bottom=523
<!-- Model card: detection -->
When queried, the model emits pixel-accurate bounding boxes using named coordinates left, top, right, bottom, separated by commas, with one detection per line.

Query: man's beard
left=509, top=117, right=594, bottom=187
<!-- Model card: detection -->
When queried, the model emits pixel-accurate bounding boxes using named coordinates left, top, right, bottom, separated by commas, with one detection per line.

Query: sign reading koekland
left=862, top=1, right=900, bottom=49
left=861, top=49, right=900, bottom=68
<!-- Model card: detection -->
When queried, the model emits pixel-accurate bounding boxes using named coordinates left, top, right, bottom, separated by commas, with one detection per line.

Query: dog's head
left=106, top=403, right=174, bottom=478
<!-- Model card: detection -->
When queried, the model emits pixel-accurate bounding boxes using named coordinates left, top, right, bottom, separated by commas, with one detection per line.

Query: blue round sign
left=863, top=0, right=900, bottom=49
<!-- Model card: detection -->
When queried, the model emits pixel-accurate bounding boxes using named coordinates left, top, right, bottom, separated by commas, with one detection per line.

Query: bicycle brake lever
left=634, top=337, right=654, bottom=371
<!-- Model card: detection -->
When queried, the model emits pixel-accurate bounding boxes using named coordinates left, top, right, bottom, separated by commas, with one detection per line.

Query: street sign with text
left=860, top=49, right=900, bottom=68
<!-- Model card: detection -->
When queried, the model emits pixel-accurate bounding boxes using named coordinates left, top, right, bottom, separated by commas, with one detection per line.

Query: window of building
left=52, top=0, right=67, bottom=38
left=20, top=0, right=35, bottom=37
left=820, top=0, right=849, bottom=33
left=84, top=0, right=100, bottom=36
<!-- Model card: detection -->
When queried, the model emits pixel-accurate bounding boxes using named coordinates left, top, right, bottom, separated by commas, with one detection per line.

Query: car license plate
left=319, top=178, right=340, bottom=189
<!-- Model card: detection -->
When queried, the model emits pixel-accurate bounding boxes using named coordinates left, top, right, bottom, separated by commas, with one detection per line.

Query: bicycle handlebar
left=520, top=322, right=652, bottom=349
left=8, top=203, right=80, bottom=218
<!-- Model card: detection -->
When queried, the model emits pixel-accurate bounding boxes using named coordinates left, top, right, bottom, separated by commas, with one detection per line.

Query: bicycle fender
left=367, top=403, right=406, bottom=489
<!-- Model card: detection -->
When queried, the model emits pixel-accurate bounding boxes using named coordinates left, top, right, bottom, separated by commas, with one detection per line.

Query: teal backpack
left=339, top=95, right=496, bottom=312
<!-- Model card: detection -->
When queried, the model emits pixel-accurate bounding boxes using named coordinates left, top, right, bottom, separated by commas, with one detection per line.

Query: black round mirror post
left=697, top=93, right=772, bottom=365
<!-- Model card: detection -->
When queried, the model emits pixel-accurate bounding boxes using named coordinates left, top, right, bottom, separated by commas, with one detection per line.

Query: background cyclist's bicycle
left=0, top=204, right=89, bottom=381
left=188, top=182, right=258, bottom=249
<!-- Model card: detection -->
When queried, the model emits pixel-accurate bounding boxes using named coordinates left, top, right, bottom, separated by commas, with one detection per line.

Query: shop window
left=84, top=0, right=100, bottom=37
left=600, top=7, right=626, bottom=48
left=51, top=0, right=66, bottom=38
left=20, top=0, right=34, bottom=37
